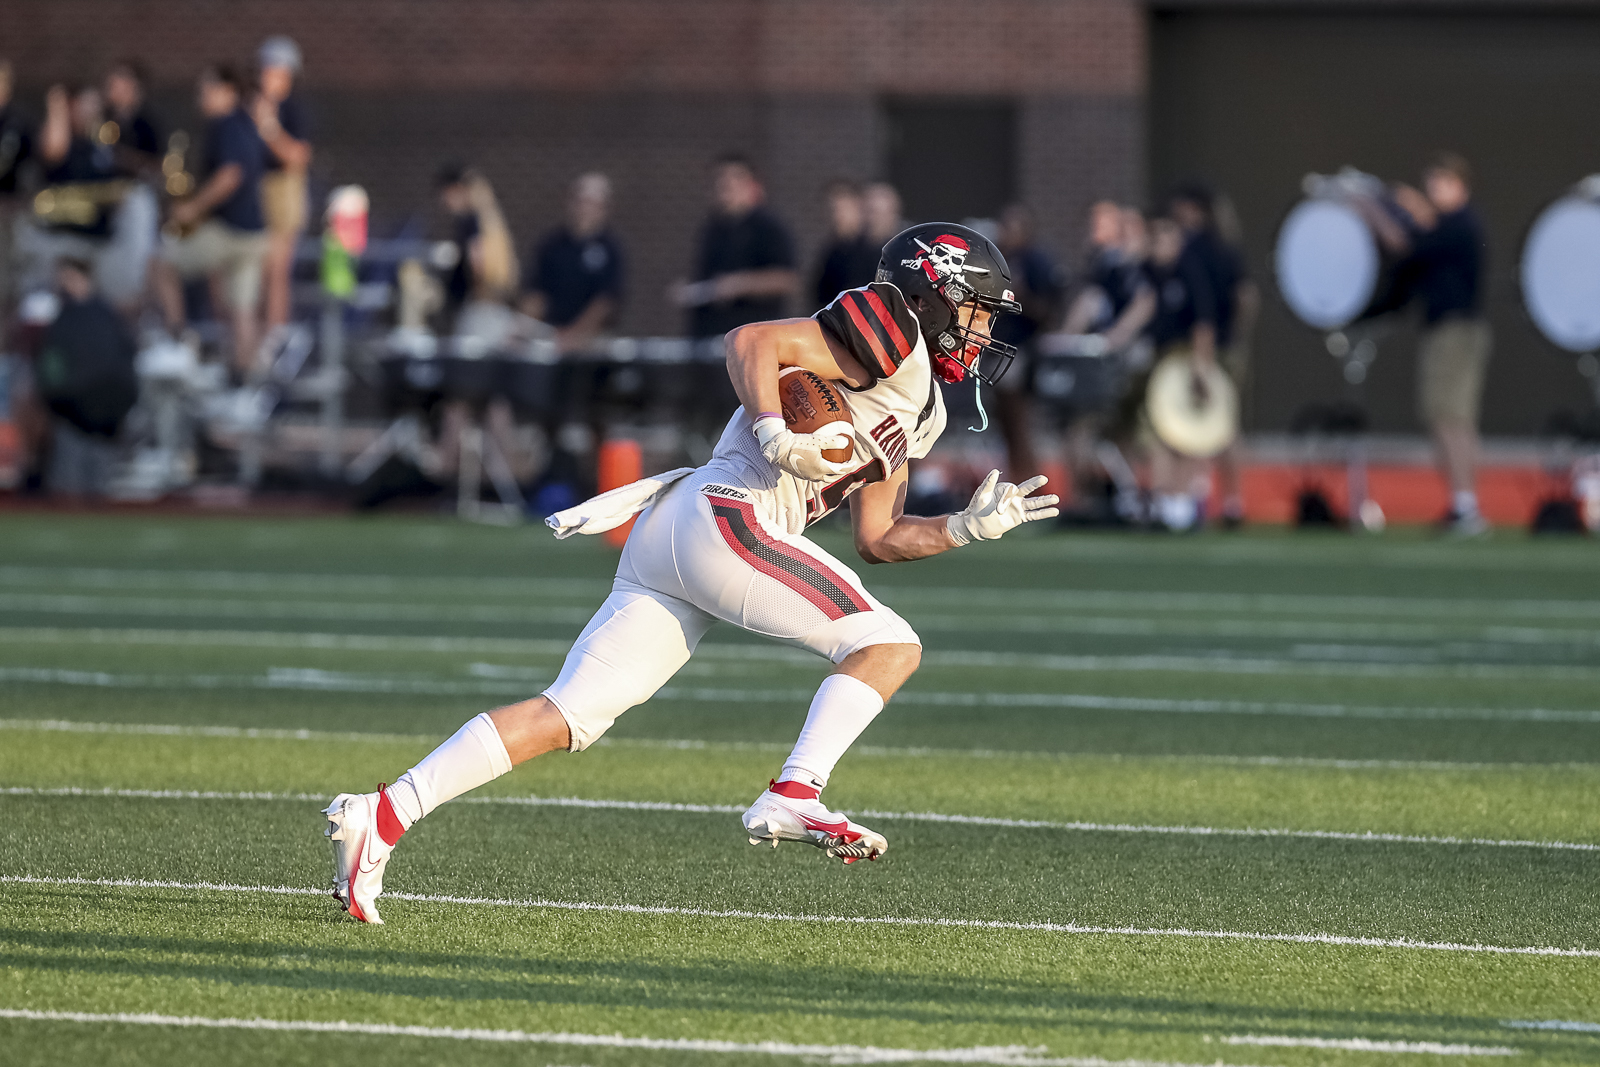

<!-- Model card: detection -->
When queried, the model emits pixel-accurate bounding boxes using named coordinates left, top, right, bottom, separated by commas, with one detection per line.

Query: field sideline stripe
left=5, top=664, right=1600, bottom=723
left=5, top=718, right=1597, bottom=772
left=4, top=786, right=1596, bottom=854
left=3, top=875, right=1597, bottom=958
left=1223, top=1035, right=1516, bottom=1056
left=0, top=1010, right=1240, bottom=1067
left=2, top=626, right=1599, bottom=681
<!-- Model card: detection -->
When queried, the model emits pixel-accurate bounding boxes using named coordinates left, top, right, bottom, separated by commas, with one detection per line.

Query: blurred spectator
left=16, top=82, right=155, bottom=311
left=1143, top=211, right=1219, bottom=532
left=102, top=60, right=163, bottom=178
left=862, top=181, right=906, bottom=246
left=990, top=203, right=1065, bottom=481
left=436, top=164, right=519, bottom=337
left=674, top=155, right=797, bottom=338
left=1054, top=203, right=1155, bottom=522
left=1170, top=182, right=1257, bottom=527
left=35, top=258, right=137, bottom=498
left=0, top=60, right=35, bottom=311
left=150, top=64, right=268, bottom=379
left=1064, top=202, right=1154, bottom=341
left=811, top=179, right=877, bottom=310
left=252, top=36, right=313, bottom=333
left=1365, top=154, right=1489, bottom=536
left=521, top=172, right=623, bottom=352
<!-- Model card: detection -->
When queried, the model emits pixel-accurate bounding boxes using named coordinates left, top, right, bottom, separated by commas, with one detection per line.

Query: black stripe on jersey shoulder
left=814, top=283, right=921, bottom=384
left=861, top=282, right=920, bottom=366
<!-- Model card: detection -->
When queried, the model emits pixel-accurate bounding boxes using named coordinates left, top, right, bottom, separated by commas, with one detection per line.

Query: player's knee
left=851, top=641, right=921, bottom=689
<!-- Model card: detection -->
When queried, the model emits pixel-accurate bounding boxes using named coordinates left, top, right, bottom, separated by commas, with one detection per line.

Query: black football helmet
left=876, top=222, right=1023, bottom=385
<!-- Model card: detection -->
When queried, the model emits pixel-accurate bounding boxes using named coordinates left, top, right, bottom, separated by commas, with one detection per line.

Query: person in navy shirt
left=151, top=64, right=268, bottom=378
left=522, top=172, right=624, bottom=352
left=1365, top=153, right=1490, bottom=534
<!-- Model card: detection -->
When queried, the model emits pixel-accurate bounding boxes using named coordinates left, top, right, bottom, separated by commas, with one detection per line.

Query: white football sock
left=1453, top=490, right=1479, bottom=516
left=777, top=673, right=885, bottom=791
left=384, top=712, right=513, bottom=830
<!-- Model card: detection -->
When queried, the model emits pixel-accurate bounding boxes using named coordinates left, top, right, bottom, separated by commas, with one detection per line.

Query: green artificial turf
left=1, top=512, right=1599, bottom=1065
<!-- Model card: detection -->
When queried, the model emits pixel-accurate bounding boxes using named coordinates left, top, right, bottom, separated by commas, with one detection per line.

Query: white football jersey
left=702, top=282, right=948, bottom=536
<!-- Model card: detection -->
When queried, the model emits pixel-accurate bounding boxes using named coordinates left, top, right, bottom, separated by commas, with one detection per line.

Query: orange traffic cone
left=596, top=438, right=644, bottom=548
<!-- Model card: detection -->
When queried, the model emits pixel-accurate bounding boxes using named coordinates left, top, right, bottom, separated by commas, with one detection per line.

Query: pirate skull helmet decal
left=903, top=234, right=991, bottom=287
left=877, top=223, right=1023, bottom=387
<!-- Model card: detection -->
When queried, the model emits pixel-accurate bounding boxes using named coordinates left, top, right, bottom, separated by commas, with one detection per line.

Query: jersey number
left=807, top=458, right=887, bottom=524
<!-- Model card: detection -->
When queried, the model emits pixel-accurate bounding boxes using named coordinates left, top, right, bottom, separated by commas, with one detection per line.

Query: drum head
left=1146, top=353, right=1239, bottom=459
left=1275, top=199, right=1380, bottom=331
left=1522, top=197, right=1600, bottom=353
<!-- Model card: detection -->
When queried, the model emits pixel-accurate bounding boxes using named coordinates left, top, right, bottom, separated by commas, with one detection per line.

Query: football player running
left=324, top=223, right=1058, bottom=923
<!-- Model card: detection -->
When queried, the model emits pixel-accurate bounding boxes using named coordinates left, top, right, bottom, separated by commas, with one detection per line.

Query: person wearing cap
left=251, top=35, right=312, bottom=333
left=150, top=63, right=268, bottom=378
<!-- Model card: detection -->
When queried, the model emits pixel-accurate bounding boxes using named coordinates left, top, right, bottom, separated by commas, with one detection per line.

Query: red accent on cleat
left=375, top=786, right=406, bottom=846
left=769, top=778, right=822, bottom=801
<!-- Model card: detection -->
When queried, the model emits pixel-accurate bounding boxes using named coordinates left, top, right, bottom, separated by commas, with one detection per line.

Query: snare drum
left=1521, top=177, right=1600, bottom=354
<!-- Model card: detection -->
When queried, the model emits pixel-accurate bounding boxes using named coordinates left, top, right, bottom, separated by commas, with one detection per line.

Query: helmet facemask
left=928, top=280, right=1022, bottom=387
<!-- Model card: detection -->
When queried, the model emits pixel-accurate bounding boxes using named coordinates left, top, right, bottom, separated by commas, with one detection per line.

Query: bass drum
left=1145, top=352, right=1239, bottom=460
left=1274, top=198, right=1385, bottom=331
left=1521, top=178, right=1600, bottom=354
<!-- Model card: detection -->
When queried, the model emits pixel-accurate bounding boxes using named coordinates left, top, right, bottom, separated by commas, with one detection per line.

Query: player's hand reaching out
left=753, top=416, right=856, bottom=482
left=946, top=470, right=1060, bottom=545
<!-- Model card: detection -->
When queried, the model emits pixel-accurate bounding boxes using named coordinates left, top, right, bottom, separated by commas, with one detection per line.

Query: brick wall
left=7, top=0, right=1146, bottom=333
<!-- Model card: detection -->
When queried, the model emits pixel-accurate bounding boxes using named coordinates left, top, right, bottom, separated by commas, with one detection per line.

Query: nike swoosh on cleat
left=797, top=814, right=850, bottom=836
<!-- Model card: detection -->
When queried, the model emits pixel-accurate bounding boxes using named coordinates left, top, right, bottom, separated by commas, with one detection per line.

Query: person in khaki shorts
left=1368, top=153, right=1490, bottom=534
left=251, top=36, right=312, bottom=335
left=150, top=64, right=267, bottom=380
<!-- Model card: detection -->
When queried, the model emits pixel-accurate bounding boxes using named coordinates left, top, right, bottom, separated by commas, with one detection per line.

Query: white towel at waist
left=544, top=467, right=696, bottom=539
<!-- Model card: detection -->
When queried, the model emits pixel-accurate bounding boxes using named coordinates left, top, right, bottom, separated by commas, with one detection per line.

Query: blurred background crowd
left=2, top=1, right=1598, bottom=534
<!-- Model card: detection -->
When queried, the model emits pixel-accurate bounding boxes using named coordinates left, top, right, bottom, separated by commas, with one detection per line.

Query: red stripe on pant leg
left=707, top=497, right=870, bottom=619
left=726, top=500, right=871, bottom=614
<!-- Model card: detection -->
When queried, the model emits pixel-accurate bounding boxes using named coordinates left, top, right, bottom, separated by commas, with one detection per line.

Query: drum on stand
left=1032, top=332, right=1128, bottom=412
left=1276, top=205, right=1376, bottom=332
left=1273, top=169, right=1404, bottom=532
left=1521, top=176, right=1600, bottom=356
left=1144, top=352, right=1239, bottom=459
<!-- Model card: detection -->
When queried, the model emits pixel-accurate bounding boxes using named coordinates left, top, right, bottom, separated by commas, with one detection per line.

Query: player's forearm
left=724, top=325, right=784, bottom=418
left=857, top=515, right=958, bottom=564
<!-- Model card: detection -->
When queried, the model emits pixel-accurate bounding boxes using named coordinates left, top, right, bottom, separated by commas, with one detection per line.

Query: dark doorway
left=884, top=99, right=1017, bottom=225
left=1151, top=9, right=1600, bottom=434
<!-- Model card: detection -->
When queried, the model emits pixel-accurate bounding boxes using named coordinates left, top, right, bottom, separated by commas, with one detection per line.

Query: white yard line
left=5, top=717, right=1599, bottom=773
left=1501, top=1020, right=1600, bottom=1033
left=5, top=563, right=1599, bottom=621
left=8, top=591, right=1600, bottom=648
left=3, top=875, right=1597, bottom=958
left=5, top=624, right=1600, bottom=681
left=6, top=663, right=1600, bottom=722
left=4, top=786, right=1596, bottom=854
left=1224, top=1035, right=1517, bottom=1056
left=0, top=1010, right=1244, bottom=1067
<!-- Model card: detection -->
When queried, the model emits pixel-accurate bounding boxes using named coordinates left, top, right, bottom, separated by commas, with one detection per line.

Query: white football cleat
left=323, top=791, right=394, bottom=924
left=742, top=783, right=887, bottom=864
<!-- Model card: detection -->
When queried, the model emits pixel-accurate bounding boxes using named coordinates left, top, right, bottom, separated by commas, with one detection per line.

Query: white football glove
left=753, top=415, right=856, bottom=482
left=946, top=470, right=1060, bottom=546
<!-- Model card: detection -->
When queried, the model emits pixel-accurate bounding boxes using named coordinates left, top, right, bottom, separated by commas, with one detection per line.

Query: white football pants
left=543, top=470, right=920, bottom=751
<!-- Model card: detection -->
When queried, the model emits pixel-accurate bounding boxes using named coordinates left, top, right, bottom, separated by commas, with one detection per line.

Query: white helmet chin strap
left=968, top=376, right=988, bottom=433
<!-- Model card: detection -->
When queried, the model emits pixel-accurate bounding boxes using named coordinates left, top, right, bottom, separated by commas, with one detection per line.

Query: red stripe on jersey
left=707, top=496, right=870, bottom=619
left=862, top=287, right=913, bottom=363
left=841, top=293, right=897, bottom=379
